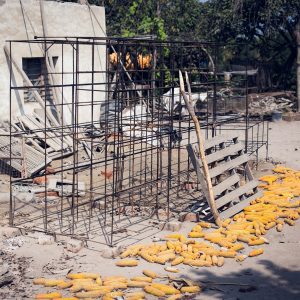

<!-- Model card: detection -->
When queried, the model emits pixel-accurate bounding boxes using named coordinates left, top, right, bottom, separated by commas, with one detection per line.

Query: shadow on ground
left=187, top=259, right=300, bottom=299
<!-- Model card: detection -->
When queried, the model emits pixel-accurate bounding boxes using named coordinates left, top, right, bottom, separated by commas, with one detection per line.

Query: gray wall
left=0, top=0, right=106, bottom=125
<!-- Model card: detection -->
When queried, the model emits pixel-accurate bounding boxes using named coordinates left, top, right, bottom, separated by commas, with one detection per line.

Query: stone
left=0, top=264, right=13, bottom=288
left=101, top=245, right=124, bottom=259
left=161, top=221, right=182, bottom=232
left=0, top=227, right=20, bottom=239
left=37, top=234, right=55, bottom=245
left=66, top=239, right=84, bottom=253
left=179, top=212, right=199, bottom=222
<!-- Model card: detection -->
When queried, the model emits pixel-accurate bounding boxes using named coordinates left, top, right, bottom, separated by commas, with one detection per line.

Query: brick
left=66, top=239, right=84, bottom=253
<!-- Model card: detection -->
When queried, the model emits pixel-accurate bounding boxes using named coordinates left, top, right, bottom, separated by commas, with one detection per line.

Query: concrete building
left=0, top=0, right=106, bottom=125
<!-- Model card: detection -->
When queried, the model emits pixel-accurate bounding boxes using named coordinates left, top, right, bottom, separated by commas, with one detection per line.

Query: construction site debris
left=248, top=92, right=297, bottom=115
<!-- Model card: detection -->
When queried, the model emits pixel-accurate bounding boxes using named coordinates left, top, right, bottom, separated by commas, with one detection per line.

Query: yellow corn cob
left=186, top=239, right=196, bottom=244
left=103, top=276, right=127, bottom=282
left=212, top=255, right=218, bottom=266
left=95, top=277, right=102, bottom=286
left=188, top=259, right=205, bottom=267
left=115, top=259, right=138, bottom=267
left=140, top=251, right=154, bottom=263
left=188, top=232, right=204, bottom=238
left=230, top=243, right=244, bottom=251
left=127, top=280, right=149, bottom=288
left=75, top=290, right=105, bottom=298
left=159, top=244, right=168, bottom=251
left=104, top=291, right=124, bottom=298
left=36, top=292, right=62, bottom=299
left=131, top=276, right=152, bottom=283
left=166, top=241, right=176, bottom=250
left=284, top=219, right=295, bottom=226
left=181, top=286, right=201, bottom=293
left=249, top=248, right=264, bottom=257
left=248, top=238, right=265, bottom=246
left=183, top=258, right=193, bottom=265
left=179, top=235, right=187, bottom=243
left=219, top=251, right=236, bottom=258
left=276, top=224, right=283, bottom=232
left=84, top=284, right=112, bottom=292
left=222, top=218, right=231, bottom=227
left=71, top=278, right=94, bottom=283
left=144, top=285, right=166, bottom=297
left=165, top=233, right=182, bottom=239
left=158, top=249, right=174, bottom=256
left=175, top=245, right=182, bottom=253
left=104, top=281, right=127, bottom=289
left=142, top=270, right=157, bottom=279
left=171, top=256, right=184, bottom=266
left=151, top=283, right=180, bottom=295
left=217, top=256, right=225, bottom=267
left=67, top=273, right=100, bottom=280
left=236, top=255, right=247, bottom=262
left=71, top=283, right=110, bottom=292
left=158, top=253, right=176, bottom=262
left=70, top=284, right=84, bottom=293
left=44, top=279, right=65, bottom=287
left=33, top=278, right=46, bottom=285
left=265, top=222, right=276, bottom=230
left=202, top=248, right=220, bottom=256
left=191, top=225, right=202, bottom=232
left=198, top=221, right=211, bottom=228
left=57, top=281, right=73, bottom=289
left=237, top=235, right=251, bottom=243
left=187, top=244, right=193, bottom=253
left=164, top=267, right=179, bottom=273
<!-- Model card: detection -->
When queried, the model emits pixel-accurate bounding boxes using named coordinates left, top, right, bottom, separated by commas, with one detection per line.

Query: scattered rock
left=66, top=239, right=84, bottom=253
left=157, top=209, right=169, bottom=221
left=101, top=245, right=124, bottom=259
left=0, top=227, right=20, bottom=239
left=3, top=237, right=25, bottom=250
left=161, top=221, right=182, bottom=232
left=37, top=234, right=55, bottom=245
left=0, top=264, right=14, bottom=288
left=179, top=212, right=199, bottom=222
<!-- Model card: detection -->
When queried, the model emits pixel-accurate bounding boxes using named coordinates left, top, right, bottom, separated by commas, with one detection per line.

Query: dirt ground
left=0, top=120, right=299, bottom=300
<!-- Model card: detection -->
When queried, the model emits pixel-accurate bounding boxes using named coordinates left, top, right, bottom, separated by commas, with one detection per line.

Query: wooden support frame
left=187, top=134, right=261, bottom=219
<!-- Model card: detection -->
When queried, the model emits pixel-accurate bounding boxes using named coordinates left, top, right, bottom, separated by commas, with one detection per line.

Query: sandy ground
left=0, top=120, right=299, bottom=299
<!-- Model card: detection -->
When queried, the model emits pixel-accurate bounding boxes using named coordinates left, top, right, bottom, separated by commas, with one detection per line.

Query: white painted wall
left=0, top=0, right=106, bottom=125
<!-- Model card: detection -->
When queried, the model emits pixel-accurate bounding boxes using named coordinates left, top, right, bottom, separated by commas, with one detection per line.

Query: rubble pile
left=248, top=93, right=296, bottom=115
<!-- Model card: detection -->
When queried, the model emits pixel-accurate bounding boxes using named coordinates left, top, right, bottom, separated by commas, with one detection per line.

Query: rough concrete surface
left=0, top=120, right=299, bottom=299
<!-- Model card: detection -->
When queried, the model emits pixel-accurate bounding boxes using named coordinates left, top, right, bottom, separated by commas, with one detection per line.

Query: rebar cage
left=3, top=37, right=269, bottom=246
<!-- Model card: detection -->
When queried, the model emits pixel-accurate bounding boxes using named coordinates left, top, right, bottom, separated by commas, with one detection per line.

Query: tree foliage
left=59, top=0, right=300, bottom=92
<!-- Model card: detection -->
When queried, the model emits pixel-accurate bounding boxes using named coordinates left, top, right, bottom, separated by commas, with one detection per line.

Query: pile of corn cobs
left=33, top=166, right=300, bottom=299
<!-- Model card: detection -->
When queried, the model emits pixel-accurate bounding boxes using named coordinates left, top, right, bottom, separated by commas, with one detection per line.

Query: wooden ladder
left=187, top=134, right=262, bottom=220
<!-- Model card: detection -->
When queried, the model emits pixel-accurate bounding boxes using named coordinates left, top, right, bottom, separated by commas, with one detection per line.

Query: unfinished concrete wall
left=0, top=0, right=106, bottom=125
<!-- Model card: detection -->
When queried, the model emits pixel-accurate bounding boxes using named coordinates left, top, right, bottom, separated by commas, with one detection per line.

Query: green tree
left=199, top=0, right=300, bottom=107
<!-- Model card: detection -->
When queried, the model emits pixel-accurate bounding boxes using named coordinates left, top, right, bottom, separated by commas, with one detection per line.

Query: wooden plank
left=204, top=134, right=239, bottom=150
left=24, top=115, right=64, bottom=147
left=219, top=190, right=263, bottom=219
left=210, top=154, right=250, bottom=178
left=186, top=144, right=210, bottom=200
left=216, top=180, right=259, bottom=209
left=19, top=116, right=61, bottom=151
left=205, top=143, right=244, bottom=164
left=213, top=174, right=240, bottom=196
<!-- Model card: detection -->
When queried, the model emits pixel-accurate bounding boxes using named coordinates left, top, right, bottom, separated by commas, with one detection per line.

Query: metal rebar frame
left=3, top=37, right=269, bottom=246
